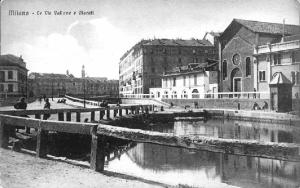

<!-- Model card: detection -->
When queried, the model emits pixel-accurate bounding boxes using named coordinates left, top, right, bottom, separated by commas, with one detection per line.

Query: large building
left=28, top=71, right=119, bottom=98
left=218, top=19, right=300, bottom=93
left=150, top=59, right=219, bottom=99
left=0, top=54, right=28, bottom=98
left=119, top=39, right=217, bottom=96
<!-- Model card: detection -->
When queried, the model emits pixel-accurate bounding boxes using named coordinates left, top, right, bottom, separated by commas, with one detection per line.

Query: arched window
left=222, top=60, right=227, bottom=80
left=192, top=89, right=199, bottom=99
left=246, top=57, right=251, bottom=77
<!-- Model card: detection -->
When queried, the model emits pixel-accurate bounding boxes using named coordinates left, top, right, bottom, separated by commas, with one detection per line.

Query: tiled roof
left=0, top=54, right=27, bottom=70
left=234, top=19, right=300, bottom=35
left=144, top=39, right=213, bottom=46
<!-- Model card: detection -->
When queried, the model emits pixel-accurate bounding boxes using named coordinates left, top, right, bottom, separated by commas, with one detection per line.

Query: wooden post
left=76, top=112, right=81, bottom=122
left=36, top=127, right=48, bottom=158
left=91, top=111, right=95, bottom=122
left=58, top=112, right=64, bottom=121
left=0, top=120, right=9, bottom=148
left=106, top=108, right=110, bottom=119
left=66, top=112, right=71, bottom=121
left=119, top=108, right=122, bottom=116
left=90, top=126, right=105, bottom=172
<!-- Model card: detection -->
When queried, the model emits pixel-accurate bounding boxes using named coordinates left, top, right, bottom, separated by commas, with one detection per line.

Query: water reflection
left=106, top=119, right=300, bottom=188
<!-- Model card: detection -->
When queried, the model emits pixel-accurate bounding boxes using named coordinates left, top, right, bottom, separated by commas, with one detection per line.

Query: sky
left=1, top=0, right=299, bottom=79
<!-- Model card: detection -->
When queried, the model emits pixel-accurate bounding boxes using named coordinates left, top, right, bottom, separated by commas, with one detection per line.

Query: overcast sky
left=1, top=0, right=299, bottom=79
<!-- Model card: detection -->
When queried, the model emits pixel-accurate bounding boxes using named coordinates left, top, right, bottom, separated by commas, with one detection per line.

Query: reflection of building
left=0, top=54, right=28, bottom=98
left=28, top=72, right=119, bottom=98
left=254, top=34, right=300, bottom=99
left=149, top=59, right=219, bottom=99
left=119, top=39, right=217, bottom=96
left=219, top=19, right=300, bottom=93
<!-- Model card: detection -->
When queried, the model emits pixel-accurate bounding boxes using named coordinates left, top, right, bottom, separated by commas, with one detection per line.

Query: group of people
left=252, top=101, right=268, bottom=111
left=14, top=96, right=51, bottom=120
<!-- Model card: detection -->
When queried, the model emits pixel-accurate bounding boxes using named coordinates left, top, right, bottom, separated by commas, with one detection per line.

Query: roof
left=29, top=72, right=70, bottom=79
left=234, top=19, right=300, bottom=35
left=120, top=38, right=213, bottom=60
left=269, top=72, right=292, bottom=85
left=0, top=54, right=27, bottom=70
left=143, top=39, right=213, bottom=46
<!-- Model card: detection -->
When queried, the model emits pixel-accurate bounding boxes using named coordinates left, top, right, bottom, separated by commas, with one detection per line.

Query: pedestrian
left=43, top=98, right=51, bottom=120
left=14, top=97, right=27, bottom=110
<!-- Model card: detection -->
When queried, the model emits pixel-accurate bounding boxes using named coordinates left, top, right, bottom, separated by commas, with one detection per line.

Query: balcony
left=254, top=40, right=300, bottom=55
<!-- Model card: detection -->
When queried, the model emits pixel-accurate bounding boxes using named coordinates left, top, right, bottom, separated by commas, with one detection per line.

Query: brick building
left=0, top=54, right=28, bottom=98
left=28, top=72, right=119, bottom=98
left=218, top=19, right=300, bottom=93
left=119, top=39, right=217, bottom=96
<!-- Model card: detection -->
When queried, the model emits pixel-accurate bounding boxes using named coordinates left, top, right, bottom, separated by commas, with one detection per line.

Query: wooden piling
left=76, top=112, right=81, bottom=122
left=90, top=126, right=105, bottom=172
left=58, top=112, right=64, bottom=121
left=0, top=120, right=9, bottom=148
left=36, top=127, right=48, bottom=158
left=91, top=111, right=95, bottom=122
left=66, top=112, right=71, bottom=121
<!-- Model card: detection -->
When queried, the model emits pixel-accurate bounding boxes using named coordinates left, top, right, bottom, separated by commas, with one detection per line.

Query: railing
left=121, top=91, right=270, bottom=99
left=65, top=95, right=101, bottom=106
left=255, top=40, right=300, bottom=54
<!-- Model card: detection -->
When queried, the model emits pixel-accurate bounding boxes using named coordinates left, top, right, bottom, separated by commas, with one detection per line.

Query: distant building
left=0, top=54, right=28, bottom=98
left=119, top=39, right=217, bottom=96
left=254, top=34, right=300, bottom=99
left=150, top=60, right=219, bottom=99
left=218, top=19, right=300, bottom=93
left=28, top=72, right=118, bottom=98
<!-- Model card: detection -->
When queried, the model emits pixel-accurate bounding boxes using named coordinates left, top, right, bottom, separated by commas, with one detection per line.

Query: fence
left=0, top=105, right=299, bottom=173
left=120, top=91, right=270, bottom=100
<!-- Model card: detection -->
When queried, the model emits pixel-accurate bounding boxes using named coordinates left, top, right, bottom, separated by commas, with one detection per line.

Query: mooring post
left=90, top=126, right=105, bottom=172
left=66, top=112, right=71, bottom=121
left=91, top=111, right=95, bottom=122
left=36, top=126, right=48, bottom=158
left=58, top=112, right=64, bottom=121
left=0, top=119, right=9, bottom=148
left=106, top=108, right=110, bottom=119
left=76, top=112, right=81, bottom=122
left=119, top=108, right=122, bottom=116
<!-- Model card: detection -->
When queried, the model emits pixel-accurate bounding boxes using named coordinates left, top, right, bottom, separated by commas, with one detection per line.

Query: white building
left=150, top=61, right=219, bottom=99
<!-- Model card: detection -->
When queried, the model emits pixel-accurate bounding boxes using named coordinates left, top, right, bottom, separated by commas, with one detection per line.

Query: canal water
left=106, top=119, right=300, bottom=188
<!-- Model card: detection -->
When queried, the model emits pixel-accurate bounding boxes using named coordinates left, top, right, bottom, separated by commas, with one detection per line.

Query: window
left=291, top=52, right=295, bottom=63
left=192, top=49, right=196, bottom=54
left=173, top=77, right=176, bottom=87
left=183, top=76, right=186, bottom=86
left=297, top=72, right=300, bottom=84
left=232, top=54, right=240, bottom=65
left=246, top=57, right=251, bottom=77
left=194, top=74, right=197, bottom=85
left=193, top=58, right=198, bottom=63
left=0, top=84, right=4, bottom=92
left=291, top=71, right=296, bottom=84
left=178, top=58, right=182, bottom=65
left=150, top=79, right=155, bottom=86
left=274, top=54, right=281, bottom=65
left=8, top=71, right=13, bottom=79
left=8, top=84, right=13, bottom=92
left=178, top=48, right=181, bottom=55
left=151, top=67, right=155, bottom=73
left=222, top=60, right=227, bottom=80
left=259, top=71, right=266, bottom=82
left=0, top=71, right=4, bottom=82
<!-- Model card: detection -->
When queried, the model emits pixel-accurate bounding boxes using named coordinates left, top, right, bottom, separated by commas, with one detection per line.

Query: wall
left=162, top=98, right=270, bottom=110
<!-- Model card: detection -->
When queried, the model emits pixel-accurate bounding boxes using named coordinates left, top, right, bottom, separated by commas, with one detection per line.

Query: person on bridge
left=43, top=98, right=51, bottom=120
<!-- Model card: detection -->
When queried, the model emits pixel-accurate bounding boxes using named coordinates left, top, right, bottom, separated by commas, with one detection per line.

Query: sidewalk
left=0, top=149, right=165, bottom=188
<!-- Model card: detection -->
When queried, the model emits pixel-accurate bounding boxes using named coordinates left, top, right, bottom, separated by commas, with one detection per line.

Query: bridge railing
left=0, top=106, right=299, bottom=173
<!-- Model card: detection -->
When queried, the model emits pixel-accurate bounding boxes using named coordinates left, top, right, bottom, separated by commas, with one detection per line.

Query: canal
left=106, top=119, right=300, bottom=188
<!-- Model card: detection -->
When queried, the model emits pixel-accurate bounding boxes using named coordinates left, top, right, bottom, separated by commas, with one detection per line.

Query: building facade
left=254, top=34, right=300, bottom=99
left=28, top=72, right=119, bottom=98
left=119, top=39, right=217, bottom=96
left=218, top=19, right=300, bottom=93
left=150, top=60, right=219, bottom=99
left=0, top=54, right=28, bottom=98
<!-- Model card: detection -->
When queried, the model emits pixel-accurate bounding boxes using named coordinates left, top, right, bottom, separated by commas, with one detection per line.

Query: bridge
left=0, top=104, right=300, bottom=173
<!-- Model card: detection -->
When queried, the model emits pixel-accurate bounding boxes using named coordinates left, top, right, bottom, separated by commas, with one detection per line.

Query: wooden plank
left=0, top=119, right=9, bottom=148
left=36, top=127, right=48, bottom=158
left=90, top=126, right=105, bottom=172
left=96, top=124, right=300, bottom=161
left=76, top=112, right=81, bottom=122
